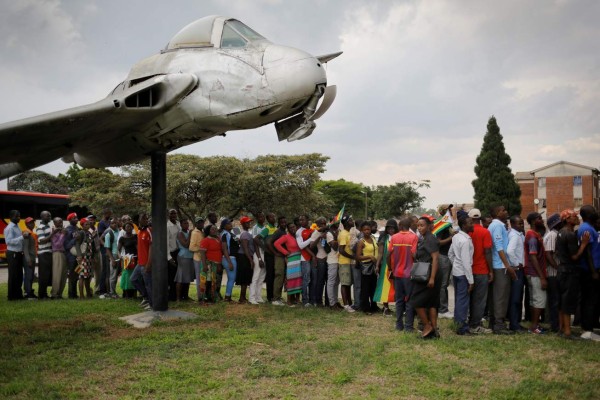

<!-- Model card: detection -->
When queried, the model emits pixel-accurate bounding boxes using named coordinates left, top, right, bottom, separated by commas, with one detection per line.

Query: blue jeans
left=23, top=260, right=35, bottom=296
left=301, top=261, right=311, bottom=305
left=508, top=268, right=525, bottom=330
left=143, top=269, right=153, bottom=307
left=223, top=256, right=237, bottom=297
left=394, top=277, right=414, bottom=330
left=310, top=258, right=328, bottom=305
left=453, top=275, right=470, bottom=334
left=131, top=264, right=148, bottom=301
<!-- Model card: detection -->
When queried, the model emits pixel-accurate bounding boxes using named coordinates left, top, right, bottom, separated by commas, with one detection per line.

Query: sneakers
left=472, top=326, right=492, bottom=334
left=344, top=305, right=356, bottom=313
left=382, top=308, right=393, bottom=317
left=143, top=304, right=152, bottom=311
left=528, top=327, right=545, bottom=335
left=139, top=299, right=149, bottom=307
left=304, top=303, right=313, bottom=308
left=439, top=311, right=454, bottom=319
left=249, top=300, right=259, bottom=305
left=580, top=331, right=600, bottom=341
left=271, top=300, right=285, bottom=306
left=99, top=294, right=109, bottom=299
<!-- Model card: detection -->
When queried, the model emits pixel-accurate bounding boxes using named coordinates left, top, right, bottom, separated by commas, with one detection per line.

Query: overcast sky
left=1, top=0, right=599, bottom=209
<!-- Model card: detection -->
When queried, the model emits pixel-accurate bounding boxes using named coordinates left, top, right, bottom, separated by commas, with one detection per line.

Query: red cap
left=25, top=217, right=34, bottom=223
left=421, top=214, right=435, bottom=222
left=240, top=216, right=253, bottom=224
left=80, top=218, right=88, bottom=225
left=67, top=213, right=78, bottom=221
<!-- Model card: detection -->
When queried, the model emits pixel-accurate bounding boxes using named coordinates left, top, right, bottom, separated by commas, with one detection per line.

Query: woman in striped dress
left=274, top=223, right=302, bottom=306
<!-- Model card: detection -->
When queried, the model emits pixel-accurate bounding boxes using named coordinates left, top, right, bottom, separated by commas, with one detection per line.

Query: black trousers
left=169, top=250, right=179, bottom=301
left=580, top=271, right=600, bottom=332
left=360, top=273, right=378, bottom=312
left=38, top=252, right=53, bottom=298
left=67, top=255, right=78, bottom=299
left=264, top=252, right=275, bottom=301
left=7, top=251, right=24, bottom=300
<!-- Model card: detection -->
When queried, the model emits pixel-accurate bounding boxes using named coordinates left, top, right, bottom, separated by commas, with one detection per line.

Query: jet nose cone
left=263, top=44, right=327, bottom=99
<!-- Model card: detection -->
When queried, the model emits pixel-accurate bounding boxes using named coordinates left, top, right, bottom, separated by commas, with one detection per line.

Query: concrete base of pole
left=119, top=309, right=198, bottom=329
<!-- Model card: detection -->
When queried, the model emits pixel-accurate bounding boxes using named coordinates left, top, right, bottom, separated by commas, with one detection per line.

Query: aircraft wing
left=0, top=73, right=198, bottom=179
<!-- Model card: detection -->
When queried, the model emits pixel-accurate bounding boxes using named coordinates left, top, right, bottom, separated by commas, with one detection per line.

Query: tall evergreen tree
left=472, top=116, right=522, bottom=216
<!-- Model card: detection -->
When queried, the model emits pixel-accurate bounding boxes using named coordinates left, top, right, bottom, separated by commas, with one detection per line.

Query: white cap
left=468, top=208, right=481, bottom=218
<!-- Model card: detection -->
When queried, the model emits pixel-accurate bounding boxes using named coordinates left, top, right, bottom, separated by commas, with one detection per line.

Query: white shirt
left=251, top=224, right=265, bottom=256
left=325, top=231, right=339, bottom=264
left=167, top=220, right=181, bottom=258
left=449, top=230, right=474, bottom=284
left=312, top=230, right=327, bottom=259
left=543, top=229, right=559, bottom=277
left=507, top=228, right=524, bottom=267
left=296, top=227, right=314, bottom=261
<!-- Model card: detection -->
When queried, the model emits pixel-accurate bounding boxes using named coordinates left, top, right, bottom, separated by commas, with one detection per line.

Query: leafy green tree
left=472, top=116, right=522, bottom=215
left=69, top=168, right=147, bottom=217
left=8, top=170, right=68, bottom=194
left=57, top=164, right=85, bottom=192
left=370, top=181, right=429, bottom=219
left=166, top=155, right=244, bottom=220
left=76, top=153, right=330, bottom=221
left=314, top=179, right=365, bottom=218
left=228, top=153, right=331, bottom=219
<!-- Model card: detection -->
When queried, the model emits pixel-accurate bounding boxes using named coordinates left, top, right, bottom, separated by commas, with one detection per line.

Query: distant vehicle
left=0, top=191, right=87, bottom=262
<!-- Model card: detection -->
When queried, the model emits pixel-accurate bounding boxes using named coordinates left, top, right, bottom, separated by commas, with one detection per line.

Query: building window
left=540, top=198, right=547, bottom=208
left=574, top=198, right=583, bottom=208
left=573, top=176, right=582, bottom=186
left=538, top=177, right=546, bottom=187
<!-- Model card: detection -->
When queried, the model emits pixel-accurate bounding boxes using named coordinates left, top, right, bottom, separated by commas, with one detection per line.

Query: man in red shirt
left=467, top=209, right=493, bottom=334
left=525, top=212, right=547, bottom=334
left=130, top=213, right=153, bottom=310
left=387, top=217, right=418, bottom=332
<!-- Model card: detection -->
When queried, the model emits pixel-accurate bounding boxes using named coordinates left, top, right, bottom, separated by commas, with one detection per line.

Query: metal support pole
left=151, top=151, right=168, bottom=311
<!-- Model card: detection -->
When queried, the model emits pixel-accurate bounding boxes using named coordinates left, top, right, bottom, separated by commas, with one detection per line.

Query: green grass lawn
left=0, top=283, right=599, bottom=400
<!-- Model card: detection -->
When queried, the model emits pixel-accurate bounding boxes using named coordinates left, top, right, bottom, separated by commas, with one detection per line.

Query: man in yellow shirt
left=338, top=215, right=355, bottom=313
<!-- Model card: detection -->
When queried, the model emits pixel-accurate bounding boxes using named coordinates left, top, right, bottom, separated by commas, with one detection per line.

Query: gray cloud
left=1, top=0, right=598, bottom=208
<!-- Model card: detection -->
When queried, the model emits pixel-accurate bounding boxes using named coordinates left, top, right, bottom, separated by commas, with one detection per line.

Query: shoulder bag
left=410, top=261, right=431, bottom=283
left=359, top=239, right=376, bottom=275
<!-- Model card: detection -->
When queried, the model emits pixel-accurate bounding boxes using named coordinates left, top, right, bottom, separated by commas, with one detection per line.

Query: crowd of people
left=3, top=203, right=600, bottom=341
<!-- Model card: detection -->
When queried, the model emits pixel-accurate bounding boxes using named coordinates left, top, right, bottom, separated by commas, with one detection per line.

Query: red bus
left=0, top=191, right=87, bottom=262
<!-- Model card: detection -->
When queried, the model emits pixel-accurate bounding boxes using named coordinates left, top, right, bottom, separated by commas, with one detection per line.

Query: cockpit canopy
left=165, top=15, right=267, bottom=50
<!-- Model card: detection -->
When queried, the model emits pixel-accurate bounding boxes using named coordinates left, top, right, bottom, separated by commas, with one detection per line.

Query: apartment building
left=515, top=161, right=600, bottom=216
